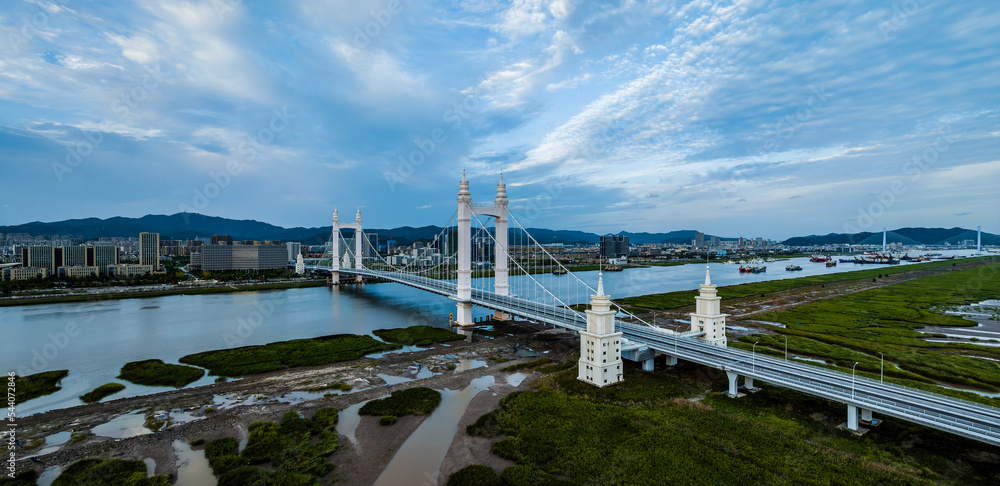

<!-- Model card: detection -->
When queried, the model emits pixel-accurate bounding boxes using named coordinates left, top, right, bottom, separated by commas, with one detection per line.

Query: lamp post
left=852, top=361, right=859, bottom=399
left=752, top=341, right=759, bottom=374
left=783, top=335, right=788, bottom=361
left=878, top=352, right=884, bottom=382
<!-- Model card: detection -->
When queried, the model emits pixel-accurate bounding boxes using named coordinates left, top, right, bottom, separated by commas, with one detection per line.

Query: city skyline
left=2, top=1, right=998, bottom=236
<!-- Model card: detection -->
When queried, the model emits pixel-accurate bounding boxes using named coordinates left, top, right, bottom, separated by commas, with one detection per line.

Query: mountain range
left=0, top=214, right=994, bottom=247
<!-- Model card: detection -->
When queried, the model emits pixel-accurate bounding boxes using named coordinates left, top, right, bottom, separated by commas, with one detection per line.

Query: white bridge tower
left=690, top=266, right=728, bottom=347
left=578, top=273, right=624, bottom=387
left=330, top=207, right=365, bottom=284
left=454, top=172, right=511, bottom=326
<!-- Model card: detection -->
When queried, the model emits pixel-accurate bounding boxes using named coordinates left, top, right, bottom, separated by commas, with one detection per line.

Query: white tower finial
left=596, top=272, right=605, bottom=296
left=355, top=207, right=362, bottom=224
left=332, top=207, right=339, bottom=222
left=705, top=264, right=711, bottom=286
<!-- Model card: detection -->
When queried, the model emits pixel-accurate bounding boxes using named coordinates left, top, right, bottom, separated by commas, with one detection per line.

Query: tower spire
left=596, top=272, right=605, bottom=296
left=704, top=264, right=711, bottom=286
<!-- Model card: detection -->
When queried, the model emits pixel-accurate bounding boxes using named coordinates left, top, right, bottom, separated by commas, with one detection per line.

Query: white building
left=578, top=273, right=624, bottom=387
left=295, top=252, right=305, bottom=275
left=689, top=266, right=728, bottom=347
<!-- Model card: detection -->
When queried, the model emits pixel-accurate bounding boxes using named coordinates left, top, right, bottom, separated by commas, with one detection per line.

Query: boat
left=809, top=255, right=830, bottom=263
left=740, top=265, right=766, bottom=274
left=605, top=265, right=624, bottom=272
left=826, top=260, right=837, bottom=267
left=785, top=265, right=802, bottom=271
left=552, top=268, right=567, bottom=275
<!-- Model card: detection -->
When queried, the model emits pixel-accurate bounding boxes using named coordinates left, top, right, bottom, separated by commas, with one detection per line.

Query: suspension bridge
left=307, top=172, right=1000, bottom=448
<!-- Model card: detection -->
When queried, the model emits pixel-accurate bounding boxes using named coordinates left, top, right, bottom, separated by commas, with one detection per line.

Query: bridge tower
left=578, top=274, right=624, bottom=387
left=492, top=175, right=510, bottom=320
left=690, top=266, right=728, bottom=347
left=330, top=207, right=365, bottom=284
left=455, top=172, right=474, bottom=327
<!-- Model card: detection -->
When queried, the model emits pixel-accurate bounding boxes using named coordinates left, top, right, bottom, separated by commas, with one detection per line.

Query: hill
left=782, top=227, right=998, bottom=246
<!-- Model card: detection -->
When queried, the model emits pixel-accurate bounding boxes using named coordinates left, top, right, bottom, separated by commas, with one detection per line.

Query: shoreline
left=11, top=324, right=574, bottom=484
left=0, top=279, right=327, bottom=307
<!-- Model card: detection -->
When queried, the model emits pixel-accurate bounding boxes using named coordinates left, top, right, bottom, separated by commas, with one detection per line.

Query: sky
left=0, top=0, right=997, bottom=240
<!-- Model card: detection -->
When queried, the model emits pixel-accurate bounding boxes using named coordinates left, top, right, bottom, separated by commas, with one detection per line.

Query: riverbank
left=0, top=279, right=326, bottom=307
left=11, top=322, right=577, bottom=484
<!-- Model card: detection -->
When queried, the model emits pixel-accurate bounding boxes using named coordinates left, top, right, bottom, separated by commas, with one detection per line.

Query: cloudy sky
left=1, top=0, right=997, bottom=239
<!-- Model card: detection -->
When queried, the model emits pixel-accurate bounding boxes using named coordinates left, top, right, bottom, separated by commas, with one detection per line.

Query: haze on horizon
left=1, top=0, right=997, bottom=240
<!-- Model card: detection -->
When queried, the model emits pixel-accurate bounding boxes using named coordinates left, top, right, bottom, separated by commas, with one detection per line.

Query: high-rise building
left=86, top=245, right=119, bottom=273
left=139, top=232, right=160, bottom=271
left=210, top=235, right=233, bottom=245
left=61, top=245, right=87, bottom=267
left=694, top=232, right=705, bottom=248
left=286, top=242, right=302, bottom=262
left=195, top=244, right=287, bottom=271
left=599, top=235, right=629, bottom=259
left=21, top=246, right=55, bottom=274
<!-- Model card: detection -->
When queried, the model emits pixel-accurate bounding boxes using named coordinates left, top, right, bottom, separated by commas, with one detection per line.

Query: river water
left=1, top=250, right=976, bottom=416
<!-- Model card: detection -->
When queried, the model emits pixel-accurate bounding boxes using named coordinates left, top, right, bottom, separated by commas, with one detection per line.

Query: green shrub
left=446, top=465, right=501, bottom=486
left=79, top=383, right=126, bottom=403
left=52, top=458, right=170, bottom=486
left=118, top=359, right=204, bottom=388
left=373, top=325, right=465, bottom=345
left=13, top=370, right=69, bottom=403
left=359, top=387, right=442, bottom=417
left=379, top=415, right=397, bottom=426
left=190, top=438, right=205, bottom=447
left=180, top=334, right=400, bottom=377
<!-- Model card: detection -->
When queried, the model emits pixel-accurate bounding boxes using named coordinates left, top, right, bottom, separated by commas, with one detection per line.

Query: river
left=2, top=250, right=977, bottom=416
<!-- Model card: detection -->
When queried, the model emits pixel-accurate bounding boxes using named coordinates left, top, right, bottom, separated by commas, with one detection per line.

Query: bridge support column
left=664, top=355, right=678, bottom=366
left=354, top=210, right=363, bottom=283
left=745, top=377, right=755, bottom=390
left=846, top=405, right=859, bottom=431
left=726, top=371, right=739, bottom=396
left=455, top=172, right=474, bottom=327
left=642, top=359, right=654, bottom=371
left=493, top=175, right=510, bottom=321
left=331, top=209, right=340, bottom=284
left=860, top=408, right=873, bottom=423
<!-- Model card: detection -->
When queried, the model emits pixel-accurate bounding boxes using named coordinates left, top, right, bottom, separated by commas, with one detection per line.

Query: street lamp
left=783, top=335, right=788, bottom=361
left=878, top=352, right=884, bottom=382
left=752, top=341, right=759, bottom=373
left=852, top=361, right=859, bottom=399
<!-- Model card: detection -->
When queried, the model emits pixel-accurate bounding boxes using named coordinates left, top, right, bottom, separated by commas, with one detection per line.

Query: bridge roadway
left=316, top=266, right=1000, bottom=447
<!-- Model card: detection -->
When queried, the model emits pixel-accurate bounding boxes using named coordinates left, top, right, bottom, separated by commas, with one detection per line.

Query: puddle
left=19, top=430, right=73, bottom=460
left=335, top=400, right=370, bottom=451
left=173, top=439, right=217, bottom=486
left=506, top=372, right=528, bottom=387
left=91, top=411, right=152, bottom=439
left=277, top=390, right=330, bottom=405
left=373, top=376, right=495, bottom=486
left=414, top=366, right=435, bottom=380
left=168, top=409, right=206, bottom=426
left=791, top=355, right=827, bottom=364
left=745, top=320, right=786, bottom=328
left=514, top=348, right=539, bottom=358
left=143, top=458, right=155, bottom=476
left=378, top=374, right=413, bottom=386
left=457, top=359, right=487, bottom=372
left=37, top=466, right=62, bottom=486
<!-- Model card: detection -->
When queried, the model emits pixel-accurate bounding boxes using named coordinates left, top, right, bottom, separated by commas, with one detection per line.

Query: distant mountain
left=782, top=227, right=998, bottom=246
left=2, top=215, right=992, bottom=248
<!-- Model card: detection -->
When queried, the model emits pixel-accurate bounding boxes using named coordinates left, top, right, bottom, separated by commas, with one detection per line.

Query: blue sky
left=1, top=0, right=997, bottom=239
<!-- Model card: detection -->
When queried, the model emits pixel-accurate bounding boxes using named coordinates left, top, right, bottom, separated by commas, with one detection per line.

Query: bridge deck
left=315, top=266, right=1000, bottom=447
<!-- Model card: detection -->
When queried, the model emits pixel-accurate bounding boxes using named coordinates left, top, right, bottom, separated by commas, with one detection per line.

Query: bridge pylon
left=330, top=207, right=365, bottom=285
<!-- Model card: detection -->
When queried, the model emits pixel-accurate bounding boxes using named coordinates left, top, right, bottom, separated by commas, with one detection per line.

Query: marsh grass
left=79, top=383, right=126, bottom=403
left=118, top=360, right=204, bottom=388
left=13, top=370, right=68, bottom=403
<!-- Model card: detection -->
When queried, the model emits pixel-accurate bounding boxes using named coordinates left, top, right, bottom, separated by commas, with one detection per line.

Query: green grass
left=500, top=358, right=553, bottom=372
left=204, top=408, right=340, bottom=486
left=51, top=458, right=170, bottom=486
left=373, top=325, right=466, bottom=345
left=118, top=359, right=204, bottom=388
left=359, top=387, right=442, bottom=417
left=379, top=415, right=398, bottom=426
left=13, top=370, right=68, bottom=403
left=447, top=465, right=503, bottom=486
left=459, top=365, right=1000, bottom=485
left=179, top=334, right=401, bottom=377
left=618, top=258, right=988, bottom=310
left=305, top=382, right=352, bottom=393
left=739, top=262, right=1000, bottom=402
left=79, top=382, right=126, bottom=403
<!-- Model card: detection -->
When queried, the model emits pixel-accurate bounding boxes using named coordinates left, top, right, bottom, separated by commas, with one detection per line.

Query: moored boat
left=785, top=265, right=802, bottom=271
